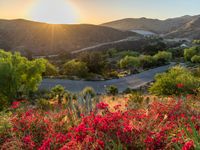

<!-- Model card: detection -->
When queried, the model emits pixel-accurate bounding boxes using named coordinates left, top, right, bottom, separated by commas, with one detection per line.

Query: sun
left=29, top=0, right=79, bottom=24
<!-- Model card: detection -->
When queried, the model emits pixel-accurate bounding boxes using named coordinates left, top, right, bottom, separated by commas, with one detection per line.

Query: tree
left=43, top=61, right=58, bottom=76
left=149, top=66, right=200, bottom=96
left=184, top=47, right=200, bottom=61
left=63, top=59, right=88, bottom=78
left=191, top=55, right=200, bottom=63
left=153, top=51, right=172, bottom=65
left=0, top=50, right=46, bottom=103
left=119, top=56, right=140, bottom=69
left=78, top=52, right=105, bottom=74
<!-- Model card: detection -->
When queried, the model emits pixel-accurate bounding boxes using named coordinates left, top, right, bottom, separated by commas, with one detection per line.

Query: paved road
left=71, top=36, right=140, bottom=54
left=39, top=64, right=174, bottom=93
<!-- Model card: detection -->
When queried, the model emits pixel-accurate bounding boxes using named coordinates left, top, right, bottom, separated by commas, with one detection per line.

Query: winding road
left=39, top=64, right=174, bottom=93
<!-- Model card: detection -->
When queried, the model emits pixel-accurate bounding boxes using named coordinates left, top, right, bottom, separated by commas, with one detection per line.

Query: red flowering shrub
left=11, top=101, right=20, bottom=109
left=0, top=96, right=200, bottom=150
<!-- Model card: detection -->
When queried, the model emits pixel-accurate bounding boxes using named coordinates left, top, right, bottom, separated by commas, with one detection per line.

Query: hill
left=102, top=15, right=200, bottom=38
left=0, top=19, right=138, bottom=56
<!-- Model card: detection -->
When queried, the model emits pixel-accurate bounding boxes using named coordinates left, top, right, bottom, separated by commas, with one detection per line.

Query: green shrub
left=184, top=46, right=200, bottom=61
left=43, top=61, right=58, bottom=76
left=63, top=59, right=88, bottom=78
left=139, top=55, right=156, bottom=68
left=149, top=66, right=200, bottom=96
left=119, top=56, right=140, bottom=69
left=153, top=51, right=172, bottom=65
left=191, top=55, right=200, bottom=63
left=106, top=85, right=118, bottom=95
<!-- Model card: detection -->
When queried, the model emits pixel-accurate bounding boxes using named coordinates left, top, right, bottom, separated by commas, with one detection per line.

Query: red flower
left=96, top=139, right=104, bottom=148
left=23, top=135, right=35, bottom=149
left=11, top=101, right=20, bottom=109
left=177, top=83, right=184, bottom=88
left=182, top=140, right=194, bottom=150
left=96, top=102, right=109, bottom=109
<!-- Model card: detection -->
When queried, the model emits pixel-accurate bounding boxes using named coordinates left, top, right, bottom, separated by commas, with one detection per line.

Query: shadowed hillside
left=0, top=19, right=138, bottom=56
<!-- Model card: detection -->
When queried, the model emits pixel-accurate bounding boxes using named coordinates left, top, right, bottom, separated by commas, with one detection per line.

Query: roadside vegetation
left=0, top=38, right=200, bottom=150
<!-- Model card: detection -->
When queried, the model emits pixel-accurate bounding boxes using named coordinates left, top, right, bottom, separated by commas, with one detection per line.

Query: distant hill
left=102, top=15, right=200, bottom=38
left=0, top=19, right=138, bottom=56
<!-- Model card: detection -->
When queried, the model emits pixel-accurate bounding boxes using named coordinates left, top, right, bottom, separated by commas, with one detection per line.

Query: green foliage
left=120, top=51, right=139, bottom=58
left=153, top=51, right=172, bottom=65
left=81, top=87, right=96, bottom=98
left=106, top=85, right=118, bottom=95
left=0, top=50, right=46, bottom=104
left=139, top=55, right=156, bottom=69
left=184, top=46, right=200, bottom=61
left=0, top=111, right=12, bottom=142
left=191, top=55, right=200, bottom=63
left=119, top=56, right=140, bottom=69
left=193, top=39, right=200, bottom=44
left=50, top=85, right=66, bottom=104
left=43, top=61, right=58, bottom=76
left=149, top=66, right=200, bottom=96
left=78, top=52, right=105, bottom=74
left=63, top=59, right=88, bottom=78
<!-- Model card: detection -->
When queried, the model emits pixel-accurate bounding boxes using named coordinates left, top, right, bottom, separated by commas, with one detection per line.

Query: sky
left=0, top=0, right=200, bottom=24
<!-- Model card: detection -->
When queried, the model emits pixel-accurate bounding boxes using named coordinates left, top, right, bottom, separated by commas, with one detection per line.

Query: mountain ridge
left=101, top=15, right=200, bottom=38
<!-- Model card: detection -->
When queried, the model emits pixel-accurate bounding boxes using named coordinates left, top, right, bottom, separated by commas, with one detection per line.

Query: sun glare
left=29, top=0, right=79, bottom=24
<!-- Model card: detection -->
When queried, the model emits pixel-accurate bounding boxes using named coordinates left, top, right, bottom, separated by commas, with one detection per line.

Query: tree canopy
left=0, top=50, right=46, bottom=103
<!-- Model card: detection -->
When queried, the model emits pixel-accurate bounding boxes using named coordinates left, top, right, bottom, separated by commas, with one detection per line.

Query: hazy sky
left=0, top=0, right=200, bottom=24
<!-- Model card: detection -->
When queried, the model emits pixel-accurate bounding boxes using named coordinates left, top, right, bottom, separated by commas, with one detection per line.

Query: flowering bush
left=0, top=95, right=200, bottom=150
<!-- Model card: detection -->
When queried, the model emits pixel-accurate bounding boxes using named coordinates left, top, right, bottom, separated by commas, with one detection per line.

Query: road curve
left=39, top=64, right=174, bottom=93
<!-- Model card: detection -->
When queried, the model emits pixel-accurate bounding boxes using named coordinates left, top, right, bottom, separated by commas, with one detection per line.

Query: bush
left=149, top=66, right=200, bottom=96
left=153, top=51, right=172, bottom=65
left=81, top=87, right=96, bottom=98
left=63, top=59, right=88, bottom=78
left=191, top=55, right=200, bottom=63
left=43, top=61, right=58, bottom=76
left=106, top=85, right=118, bottom=95
left=139, top=55, right=156, bottom=68
left=119, top=56, right=140, bottom=69
left=184, top=46, right=200, bottom=61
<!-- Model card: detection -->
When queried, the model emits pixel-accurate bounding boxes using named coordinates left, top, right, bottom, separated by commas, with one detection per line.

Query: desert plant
left=50, top=85, right=66, bottom=104
left=81, top=87, right=96, bottom=98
